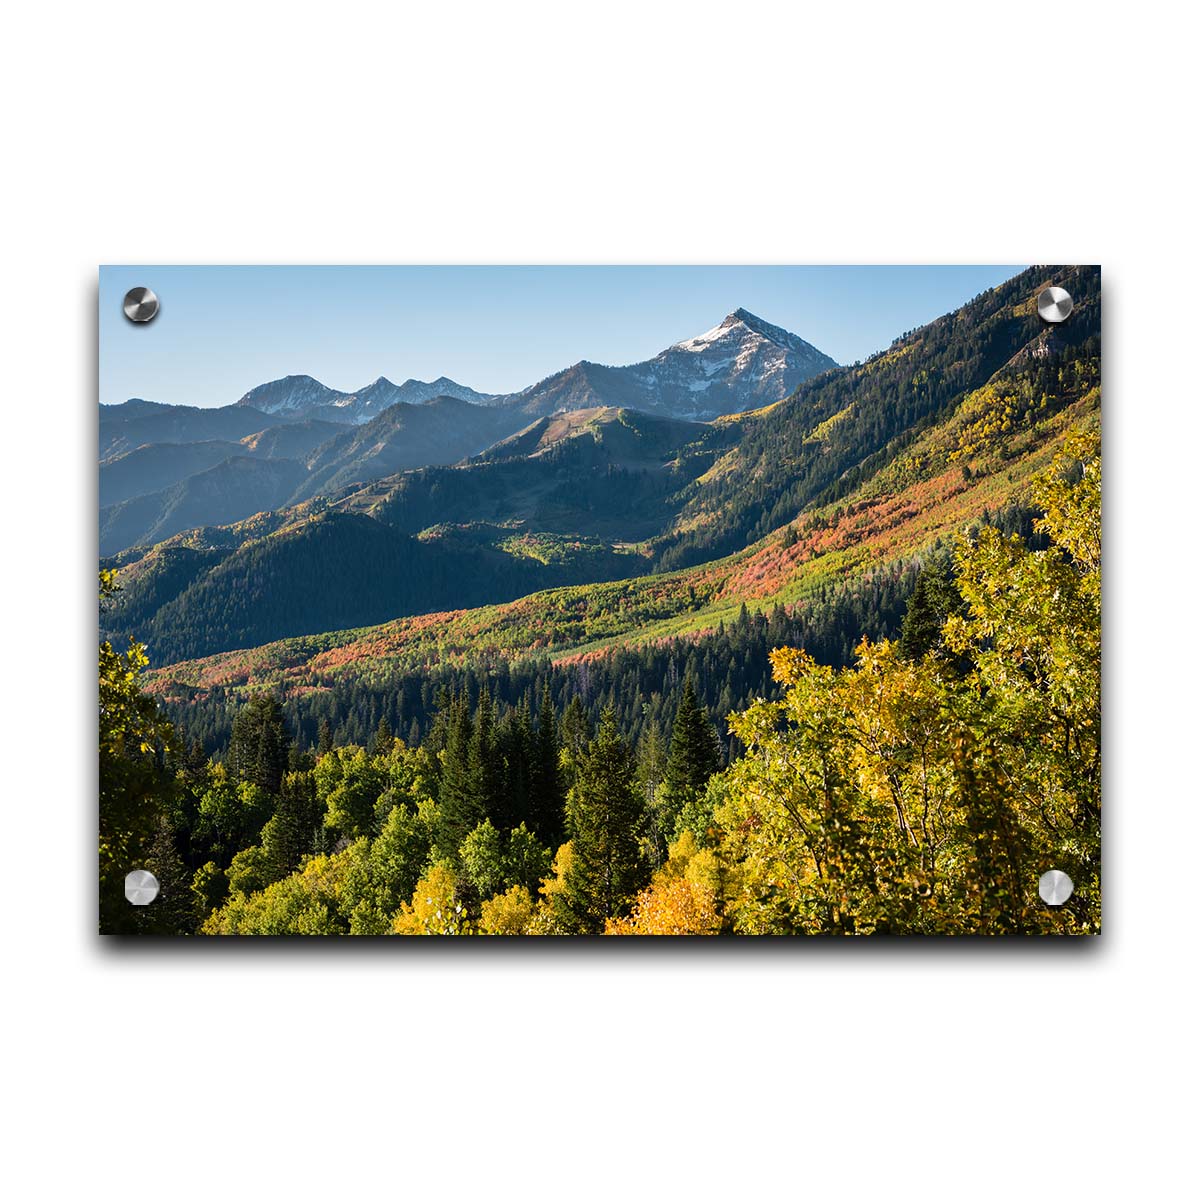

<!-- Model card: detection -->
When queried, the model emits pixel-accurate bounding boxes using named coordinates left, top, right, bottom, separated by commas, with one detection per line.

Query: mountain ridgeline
left=98, top=307, right=837, bottom=554
left=500, top=309, right=837, bottom=420
left=103, top=266, right=1099, bottom=686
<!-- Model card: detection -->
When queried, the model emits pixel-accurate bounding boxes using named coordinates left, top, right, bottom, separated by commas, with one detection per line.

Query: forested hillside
left=101, top=432, right=1099, bottom=935
left=656, top=264, right=1100, bottom=568
left=145, top=323, right=1096, bottom=749
left=100, top=407, right=728, bottom=660
left=103, top=267, right=1097, bottom=668
left=100, top=266, right=1101, bottom=936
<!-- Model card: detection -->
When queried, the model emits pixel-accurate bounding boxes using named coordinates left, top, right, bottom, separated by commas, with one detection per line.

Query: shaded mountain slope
left=100, top=456, right=308, bottom=555
left=294, top=395, right=529, bottom=499
left=100, top=440, right=246, bottom=507
left=351, top=407, right=729, bottom=539
left=102, top=406, right=732, bottom=660
left=100, top=401, right=285, bottom=460
left=106, top=511, right=644, bottom=663
left=238, top=419, right=343, bottom=460
left=100, top=419, right=344, bottom=508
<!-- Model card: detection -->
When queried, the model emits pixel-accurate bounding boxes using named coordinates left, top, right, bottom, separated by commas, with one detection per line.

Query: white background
left=2, top=2, right=1195, bottom=1195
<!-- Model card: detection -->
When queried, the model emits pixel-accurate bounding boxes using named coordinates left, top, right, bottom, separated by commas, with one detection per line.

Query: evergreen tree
left=493, top=699, right=532, bottom=830
left=898, top=551, right=961, bottom=661
left=132, top=815, right=197, bottom=935
left=371, top=714, right=394, bottom=758
left=317, top=718, right=333, bottom=757
left=183, top=736, right=208, bottom=780
left=437, top=695, right=479, bottom=856
left=268, top=770, right=320, bottom=877
left=228, top=694, right=291, bottom=795
left=559, top=695, right=592, bottom=792
left=468, top=688, right=501, bottom=823
left=660, top=676, right=722, bottom=839
left=530, top=684, right=565, bottom=846
left=564, top=707, right=647, bottom=931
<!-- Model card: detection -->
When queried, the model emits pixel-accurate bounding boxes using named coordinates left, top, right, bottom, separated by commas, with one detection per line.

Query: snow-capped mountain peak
left=235, top=373, right=498, bottom=423
left=674, top=308, right=818, bottom=356
left=232, top=310, right=833, bottom=427
left=236, top=374, right=350, bottom=415
left=499, top=309, right=837, bottom=421
left=354, top=376, right=499, bottom=413
left=673, top=318, right=736, bottom=352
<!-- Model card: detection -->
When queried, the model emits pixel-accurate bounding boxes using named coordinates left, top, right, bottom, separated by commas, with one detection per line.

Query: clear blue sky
left=99, top=265, right=1025, bottom=408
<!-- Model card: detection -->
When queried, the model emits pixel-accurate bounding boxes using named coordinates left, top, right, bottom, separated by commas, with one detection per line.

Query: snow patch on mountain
left=230, top=309, right=833, bottom=427
left=497, top=308, right=836, bottom=421
left=236, top=375, right=350, bottom=416
left=237, top=373, right=498, bottom=424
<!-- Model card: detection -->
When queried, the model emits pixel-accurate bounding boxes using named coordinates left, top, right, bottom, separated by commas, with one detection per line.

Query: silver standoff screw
left=123, top=286, right=160, bottom=323
left=1038, top=869, right=1074, bottom=907
left=125, top=869, right=160, bottom=905
left=1037, top=286, right=1073, bottom=324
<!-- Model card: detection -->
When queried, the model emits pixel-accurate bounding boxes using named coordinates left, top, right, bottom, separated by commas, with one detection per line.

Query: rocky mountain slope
left=496, top=308, right=836, bottom=420
left=234, top=373, right=497, bottom=423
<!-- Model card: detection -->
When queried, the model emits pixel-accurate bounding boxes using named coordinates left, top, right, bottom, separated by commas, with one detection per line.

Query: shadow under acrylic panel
left=98, top=264, right=1101, bottom=937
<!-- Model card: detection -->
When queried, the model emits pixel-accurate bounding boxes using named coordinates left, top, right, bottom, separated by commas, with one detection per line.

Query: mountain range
left=98, top=308, right=838, bottom=553
left=235, top=374, right=498, bottom=423
left=101, top=267, right=1101, bottom=682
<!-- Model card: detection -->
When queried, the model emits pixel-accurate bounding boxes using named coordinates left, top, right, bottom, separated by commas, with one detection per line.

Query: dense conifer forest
left=165, top=564, right=916, bottom=757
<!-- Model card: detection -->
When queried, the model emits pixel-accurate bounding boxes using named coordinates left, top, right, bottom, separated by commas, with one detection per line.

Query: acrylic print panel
left=98, top=265, right=1101, bottom=936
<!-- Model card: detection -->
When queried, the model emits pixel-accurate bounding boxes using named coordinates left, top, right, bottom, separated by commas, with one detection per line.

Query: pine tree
left=371, top=714, right=394, bottom=758
left=268, top=770, right=320, bottom=877
left=559, top=695, right=591, bottom=791
left=132, top=815, right=197, bottom=935
left=530, top=684, right=565, bottom=846
left=183, top=736, right=208, bottom=780
left=493, top=699, right=532, bottom=831
left=468, top=688, right=501, bottom=823
left=437, top=695, right=479, bottom=856
left=564, top=707, right=647, bottom=931
left=229, top=694, right=291, bottom=795
left=660, top=677, right=722, bottom=841
left=317, top=718, right=333, bottom=757
left=898, top=552, right=961, bottom=661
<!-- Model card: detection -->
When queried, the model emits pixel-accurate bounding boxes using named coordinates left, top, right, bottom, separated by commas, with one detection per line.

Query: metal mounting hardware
left=123, top=286, right=159, bottom=323
left=1038, top=869, right=1074, bottom=906
left=1037, top=286, right=1073, bottom=324
left=125, top=869, right=160, bottom=905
